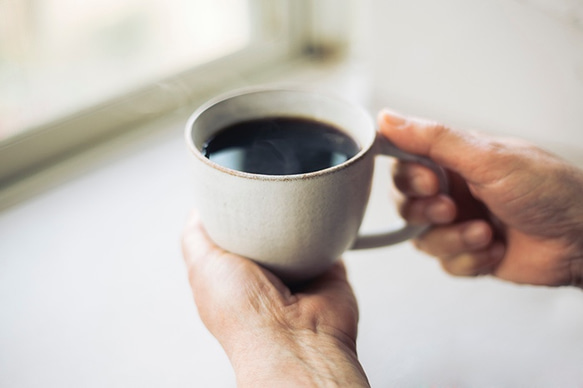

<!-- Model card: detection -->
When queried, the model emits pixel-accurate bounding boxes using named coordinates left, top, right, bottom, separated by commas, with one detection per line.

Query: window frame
left=0, top=0, right=351, bottom=187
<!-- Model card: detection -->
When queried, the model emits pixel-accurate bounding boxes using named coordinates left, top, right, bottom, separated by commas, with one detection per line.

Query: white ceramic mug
left=185, top=88, right=448, bottom=283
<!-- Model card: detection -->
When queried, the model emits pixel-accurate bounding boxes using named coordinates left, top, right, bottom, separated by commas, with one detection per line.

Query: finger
left=439, top=242, right=506, bottom=277
left=181, top=209, right=220, bottom=269
left=392, top=161, right=440, bottom=197
left=181, top=210, right=229, bottom=299
left=398, top=195, right=457, bottom=225
left=414, top=220, right=494, bottom=258
left=181, top=210, right=254, bottom=297
left=378, top=109, right=505, bottom=186
left=182, top=210, right=294, bottom=304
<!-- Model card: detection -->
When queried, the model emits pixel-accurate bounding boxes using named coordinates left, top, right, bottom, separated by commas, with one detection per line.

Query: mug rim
left=185, top=86, right=376, bottom=181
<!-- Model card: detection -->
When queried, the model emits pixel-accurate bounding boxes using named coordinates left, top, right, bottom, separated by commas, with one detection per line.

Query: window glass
left=0, top=0, right=251, bottom=141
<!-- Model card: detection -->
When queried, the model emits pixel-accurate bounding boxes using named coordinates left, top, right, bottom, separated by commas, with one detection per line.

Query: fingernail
left=381, top=108, right=408, bottom=128
left=462, top=222, right=490, bottom=247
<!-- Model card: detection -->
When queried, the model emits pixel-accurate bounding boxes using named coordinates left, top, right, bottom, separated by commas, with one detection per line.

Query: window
left=0, top=0, right=252, bottom=139
left=1, top=0, right=347, bottom=186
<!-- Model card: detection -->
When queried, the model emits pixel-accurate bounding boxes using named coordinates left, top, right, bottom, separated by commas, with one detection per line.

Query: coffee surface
left=202, top=117, right=359, bottom=175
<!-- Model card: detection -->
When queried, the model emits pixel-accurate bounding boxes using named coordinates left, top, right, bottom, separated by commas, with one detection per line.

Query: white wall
left=361, top=0, right=583, bottom=152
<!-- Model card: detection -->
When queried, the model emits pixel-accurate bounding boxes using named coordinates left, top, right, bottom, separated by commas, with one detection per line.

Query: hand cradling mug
left=185, top=87, right=448, bottom=283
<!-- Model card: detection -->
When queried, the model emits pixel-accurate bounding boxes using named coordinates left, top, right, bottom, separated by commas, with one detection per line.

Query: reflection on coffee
left=202, top=117, right=360, bottom=175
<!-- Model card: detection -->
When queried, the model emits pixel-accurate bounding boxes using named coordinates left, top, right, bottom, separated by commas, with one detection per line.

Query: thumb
left=378, top=109, right=502, bottom=186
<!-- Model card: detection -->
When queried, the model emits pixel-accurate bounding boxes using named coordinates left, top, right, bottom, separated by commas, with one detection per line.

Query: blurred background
left=1, top=0, right=583, bottom=387
left=0, top=0, right=250, bottom=138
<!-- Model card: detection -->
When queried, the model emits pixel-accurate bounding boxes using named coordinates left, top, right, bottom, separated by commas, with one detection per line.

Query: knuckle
left=428, top=123, right=452, bottom=155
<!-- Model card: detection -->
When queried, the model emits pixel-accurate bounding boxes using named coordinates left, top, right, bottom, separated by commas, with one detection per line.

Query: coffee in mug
left=202, top=117, right=360, bottom=175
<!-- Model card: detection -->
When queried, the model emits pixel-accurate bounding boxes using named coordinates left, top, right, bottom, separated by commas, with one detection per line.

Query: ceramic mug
left=185, top=88, right=448, bottom=283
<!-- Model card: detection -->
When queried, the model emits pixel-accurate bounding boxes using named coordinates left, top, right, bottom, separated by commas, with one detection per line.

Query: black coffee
left=202, top=117, right=360, bottom=175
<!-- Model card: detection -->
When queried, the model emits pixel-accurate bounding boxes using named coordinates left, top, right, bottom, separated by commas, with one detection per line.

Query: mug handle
left=351, top=133, right=449, bottom=249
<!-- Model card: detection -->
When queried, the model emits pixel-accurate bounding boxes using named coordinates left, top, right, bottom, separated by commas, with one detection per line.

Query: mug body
left=186, top=88, right=376, bottom=282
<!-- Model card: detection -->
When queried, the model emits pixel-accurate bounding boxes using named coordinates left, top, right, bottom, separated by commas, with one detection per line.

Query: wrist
left=226, top=329, right=369, bottom=388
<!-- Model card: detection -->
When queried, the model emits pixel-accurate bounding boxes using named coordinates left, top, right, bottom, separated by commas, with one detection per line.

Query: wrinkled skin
left=381, top=109, right=583, bottom=287
left=182, top=212, right=369, bottom=387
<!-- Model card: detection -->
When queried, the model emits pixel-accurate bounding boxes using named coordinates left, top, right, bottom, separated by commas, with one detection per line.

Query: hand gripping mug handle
left=351, top=133, right=449, bottom=249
